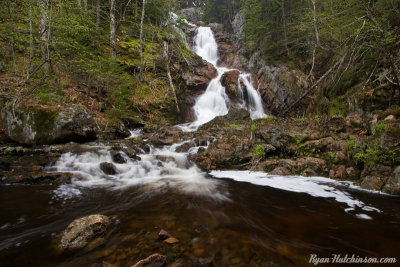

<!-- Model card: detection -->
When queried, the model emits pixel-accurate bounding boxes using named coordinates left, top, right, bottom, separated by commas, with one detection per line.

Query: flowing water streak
left=178, top=27, right=266, bottom=132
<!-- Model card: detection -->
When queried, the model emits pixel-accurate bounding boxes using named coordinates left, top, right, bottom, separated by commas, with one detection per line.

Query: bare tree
left=281, top=0, right=289, bottom=57
left=163, top=41, right=180, bottom=112
left=28, top=0, right=35, bottom=77
left=96, top=0, right=101, bottom=33
left=110, top=0, right=116, bottom=59
left=139, top=0, right=146, bottom=80
left=311, top=0, right=319, bottom=46
left=39, top=0, right=51, bottom=73
left=6, top=0, right=17, bottom=74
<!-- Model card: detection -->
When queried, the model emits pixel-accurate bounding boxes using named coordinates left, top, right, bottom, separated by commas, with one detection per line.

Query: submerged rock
left=60, top=214, right=111, bottom=253
left=132, top=253, right=167, bottom=267
left=158, top=229, right=172, bottom=240
left=1, top=104, right=96, bottom=145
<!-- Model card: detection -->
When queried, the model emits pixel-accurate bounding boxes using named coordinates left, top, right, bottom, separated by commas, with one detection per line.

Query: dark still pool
left=1, top=169, right=399, bottom=266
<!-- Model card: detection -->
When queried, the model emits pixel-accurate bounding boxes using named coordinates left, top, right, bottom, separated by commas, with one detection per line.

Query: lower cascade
left=179, top=27, right=266, bottom=132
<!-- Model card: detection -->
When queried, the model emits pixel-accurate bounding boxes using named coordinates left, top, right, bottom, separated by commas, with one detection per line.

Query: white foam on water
left=50, top=142, right=227, bottom=201
left=210, top=170, right=381, bottom=218
left=126, top=128, right=143, bottom=139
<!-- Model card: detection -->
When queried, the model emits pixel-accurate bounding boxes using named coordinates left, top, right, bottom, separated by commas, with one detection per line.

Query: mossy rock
left=1, top=103, right=97, bottom=145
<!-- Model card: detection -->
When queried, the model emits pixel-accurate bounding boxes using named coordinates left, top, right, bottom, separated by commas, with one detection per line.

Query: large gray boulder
left=1, top=104, right=96, bottom=145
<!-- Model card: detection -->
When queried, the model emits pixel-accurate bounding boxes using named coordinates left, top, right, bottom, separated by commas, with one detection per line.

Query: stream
left=0, top=139, right=399, bottom=266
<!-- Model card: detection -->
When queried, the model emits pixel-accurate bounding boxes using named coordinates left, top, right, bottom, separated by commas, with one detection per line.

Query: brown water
left=0, top=177, right=399, bottom=267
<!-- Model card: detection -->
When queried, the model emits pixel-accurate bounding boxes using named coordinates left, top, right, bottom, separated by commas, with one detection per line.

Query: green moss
left=327, top=152, right=339, bottom=164
left=346, top=138, right=356, bottom=151
left=117, top=37, right=161, bottom=68
left=225, top=124, right=242, bottom=129
left=253, top=145, right=266, bottom=158
left=203, top=150, right=209, bottom=157
left=370, top=122, right=387, bottom=136
left=354, top=140, right=400, bottom=166
left=290, top=133, right=307, bottom=144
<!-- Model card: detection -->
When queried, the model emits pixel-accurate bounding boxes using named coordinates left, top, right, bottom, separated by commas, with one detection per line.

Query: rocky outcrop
left=220, top=70, right=240, bottom=101
left=380, top=124, right=400, bottom=149
left=255, top=64, right=309, bottom=115
left=207, top=134, right=252, bottom=168
left=214, top=32, right=248, bottom=69
left=1, top=104, right=96, bottom=145
left=360, top=164, right=392, bottom=191
left=182, top=57, right=217, bottom=91
left=231, top=11, right=246, bottom=55
left=60, top=214, right=111, bottom=253
left=178, top=7, right=204, bottom=25
left=383, top=166, right=400, bottom=195
left=181, top=54, right=218, bottom=122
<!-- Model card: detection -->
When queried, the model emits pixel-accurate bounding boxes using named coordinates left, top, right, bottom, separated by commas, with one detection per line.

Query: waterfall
left=178, top=26, right=266, bottom=132
left=238, top=73, right=266, bottom=120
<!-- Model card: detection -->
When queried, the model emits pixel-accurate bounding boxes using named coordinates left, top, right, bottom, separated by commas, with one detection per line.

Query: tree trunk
left=28, top=0, right=35, bottom=77
left=311, top=0, right=319, bottom=46
left=39, top=0, right=50, bottom=73
left=163, top=41, right=180, bottom=113
left=96, top=0, right=100, bottom=33
left=84, top=0, right=87, bottom=12
left=281, top=0, right=290, bottom=57
left=110, top=0, right=116, bottom=59
left=139, top=0, right=146, bottom=80
left=7, top=0, right=17, bottom=74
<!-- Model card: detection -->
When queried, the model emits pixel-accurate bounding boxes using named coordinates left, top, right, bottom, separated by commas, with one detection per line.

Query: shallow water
left=1, top=153, right=399, bottom=266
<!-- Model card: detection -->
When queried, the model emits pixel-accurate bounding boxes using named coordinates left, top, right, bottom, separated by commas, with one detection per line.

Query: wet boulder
left=100, top=162, right=118, bottom=175
left=111, top=151, right=127, bottom=164
left=1, top=103, right=96, bottom=145
left=60, top=214, right=111, bottom=253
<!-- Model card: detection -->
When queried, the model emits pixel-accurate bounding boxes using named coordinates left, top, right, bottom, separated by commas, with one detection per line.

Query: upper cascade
left=193, top=27, right=219, bottom=67
left=178, top=26, right=266, bottom=132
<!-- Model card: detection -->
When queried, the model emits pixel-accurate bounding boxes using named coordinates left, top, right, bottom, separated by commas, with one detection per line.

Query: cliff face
left=207, top=11, right=311, bottom=116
